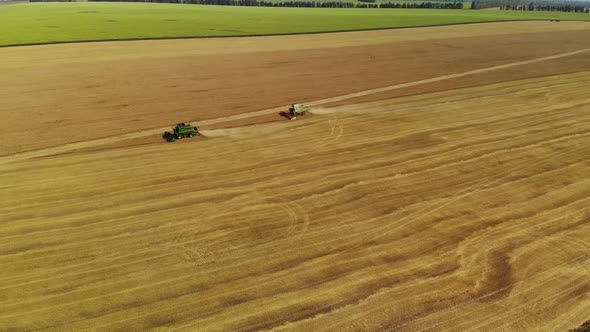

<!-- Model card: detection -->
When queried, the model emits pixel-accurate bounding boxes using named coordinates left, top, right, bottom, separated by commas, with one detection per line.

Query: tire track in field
left=1, top=48, right=589, bottom=165
left=0, top=107, right=584, bottom=282
left=276, top=142, right=590, bottom=331
left=0, top=105, right=584, bottom=274
left=1, top=145, right=588, bottom=326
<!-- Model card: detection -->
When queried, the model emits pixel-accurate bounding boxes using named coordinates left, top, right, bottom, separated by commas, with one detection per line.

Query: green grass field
left=0, top=2, right=589, bottom=47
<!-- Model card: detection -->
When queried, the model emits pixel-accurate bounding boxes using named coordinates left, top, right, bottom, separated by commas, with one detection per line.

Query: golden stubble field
left=1, top=69, right=589, bottom=330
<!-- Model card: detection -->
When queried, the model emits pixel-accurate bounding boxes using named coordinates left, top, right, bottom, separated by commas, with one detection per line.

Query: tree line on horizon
left=29, top=0, right=464, bottom=9
left=77, top=0, right=465, bottom=8
left=500, top=3, right=589, bottom=11
left=471, top=0, right=590, bottom=11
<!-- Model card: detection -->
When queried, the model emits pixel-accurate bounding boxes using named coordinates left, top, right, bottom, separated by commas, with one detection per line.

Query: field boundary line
left=1, top=48, right=589, bottom=165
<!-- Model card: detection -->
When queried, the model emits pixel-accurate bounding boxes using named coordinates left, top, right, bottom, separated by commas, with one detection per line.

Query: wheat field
left=1, top=71, right=589, bottom=330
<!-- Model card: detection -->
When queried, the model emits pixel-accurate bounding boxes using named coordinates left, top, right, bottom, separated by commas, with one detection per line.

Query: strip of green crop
left=0, top=2, right=588, bottom=47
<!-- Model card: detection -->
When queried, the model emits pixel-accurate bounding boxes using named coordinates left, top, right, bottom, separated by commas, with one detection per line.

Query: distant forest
left=472, top=0, right=590, bottom=11
left=27, top=0, right=590, bottom=12
left=77, top=0, right=466, bottom=9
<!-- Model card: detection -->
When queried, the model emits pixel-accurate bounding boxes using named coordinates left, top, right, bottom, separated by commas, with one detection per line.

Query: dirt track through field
left=1, top=71, right=589, bottom=331
left=1, top=46, right=589, bottom=165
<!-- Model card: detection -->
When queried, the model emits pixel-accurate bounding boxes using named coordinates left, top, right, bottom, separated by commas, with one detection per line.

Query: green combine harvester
left=162, top=123, right=199, bottom=142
